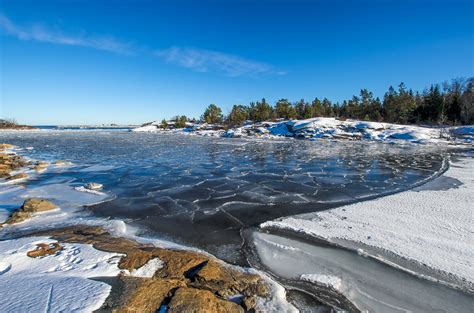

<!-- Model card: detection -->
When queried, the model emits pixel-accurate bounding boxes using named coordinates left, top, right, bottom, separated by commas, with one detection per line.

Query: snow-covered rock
left=134, top=118, right=472, bottom=144
left=268, top=123, right=293, bottom=137
left=132, top=125, right=159, bottom=132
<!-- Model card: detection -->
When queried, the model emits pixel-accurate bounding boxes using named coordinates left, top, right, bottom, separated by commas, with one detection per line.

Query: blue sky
left=1, top=0, right=473, bottom=125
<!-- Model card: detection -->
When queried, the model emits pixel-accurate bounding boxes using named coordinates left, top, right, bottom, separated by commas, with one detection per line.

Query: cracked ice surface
left=0, top=131, right=450, bottom=262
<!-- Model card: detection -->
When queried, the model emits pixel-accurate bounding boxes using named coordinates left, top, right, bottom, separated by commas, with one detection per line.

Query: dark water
left=0, top=131, right=448, bottom=264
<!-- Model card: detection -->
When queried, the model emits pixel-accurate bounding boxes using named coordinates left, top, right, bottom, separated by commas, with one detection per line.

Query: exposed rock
left=168, top=287, right=244, bottom=313
left=33, top=161, right=48, bottom=172
left=243, top=295, right=257, bottom=311
left=0, top=143, right=14, bottom=150
left=0, top=150, right=28, bottom=178
left=54, top=160, right=69, bottom=166
left=27, top=242, right=63, bottom=258
left=85, top=182, right=103, bottom=190
left=6, top=173, right=28, bottom=181
left=31, top=226, right=270, bottom=312
left=116, top=278, right=186, bottom=313
left=2, top=198, right=58, bottom=225
left=22, top=198, right=58, bottom=212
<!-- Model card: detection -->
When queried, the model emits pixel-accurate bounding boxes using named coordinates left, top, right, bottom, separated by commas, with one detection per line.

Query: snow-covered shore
left=261, top=155, right=474, bottom=293
left=0, top=145, right=298, bottom=312
left=0, top=236, right=124, bottom=312
left=133, top=117, right=474, bottom=144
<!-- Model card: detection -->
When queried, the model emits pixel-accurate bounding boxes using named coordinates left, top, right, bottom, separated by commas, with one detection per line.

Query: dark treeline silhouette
left=167, top=77, right=473, bottom=128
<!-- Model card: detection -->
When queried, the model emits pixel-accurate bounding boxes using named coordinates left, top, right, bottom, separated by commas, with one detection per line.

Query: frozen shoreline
left=0, top=145, right=298, bottom=312
left=1, top=135, right=472, bottom=311
left=133, top=117, right=474, bottom=145
left=262, top=155, right=474, bottom=293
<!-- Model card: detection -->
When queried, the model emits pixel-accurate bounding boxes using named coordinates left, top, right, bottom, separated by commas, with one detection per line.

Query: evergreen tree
left=444, top=78, right=464, bottom=124
left=227, top=105, right=248, bottom=126
left=254, top=98, right=273, bottom=122
left=321, top=98, right=332, bottom=117
left=461, top=78, right=474, bottom=124
left=174, top=115, right=187, bottom=128
left=202, top=104, right=223, bottom=124
left=347, top=96, right=359, bottom=119
left=383, top=86, right=398, bottom=123
left=275, top=99, right=293, bottom=119
left=424, top=85, right=444, bottom=123
left=303, top=102, right=313, bottom=118
left=294, top=99, right=306, bottom=119
left=397, top=83, right=417, bottom=124
left=311, top=98, right=322, bottom=117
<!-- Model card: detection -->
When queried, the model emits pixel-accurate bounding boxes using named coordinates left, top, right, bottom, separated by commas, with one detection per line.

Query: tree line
left=165, top=77, right=473, bottom=128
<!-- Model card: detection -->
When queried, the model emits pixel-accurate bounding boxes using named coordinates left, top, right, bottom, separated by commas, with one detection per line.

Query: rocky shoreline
left=26, top=225, right=270, bottom=312
left=0, top=143, right=297, bottom=312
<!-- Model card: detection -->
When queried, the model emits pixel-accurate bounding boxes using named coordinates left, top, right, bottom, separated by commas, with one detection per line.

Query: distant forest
left=166, top=77, right=473, bottom=128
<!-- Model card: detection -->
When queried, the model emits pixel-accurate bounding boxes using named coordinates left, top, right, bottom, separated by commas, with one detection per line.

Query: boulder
left=27, top=242, right=63, bottom=258
left=85, top=182, right=103, bottom=190
left=0, top=151, right=28, bottom=178
left=7, top=173, right=28, bottom=181
left=0, top=143, right=14, bottom=150
left=33, top=161, right=48, bottom=172
left=2, top=198, right=57, bottom=225
left=22, top=198, right=58, bottom=212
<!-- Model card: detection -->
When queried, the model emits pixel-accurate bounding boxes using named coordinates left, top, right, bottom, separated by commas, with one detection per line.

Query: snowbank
left=262, top=156, right=474, bottom=292
left=134, top=117, right=473, bottom=144
left=0, top=236, right=123, bottom=312
left=132, top=125, right=159, bottom=132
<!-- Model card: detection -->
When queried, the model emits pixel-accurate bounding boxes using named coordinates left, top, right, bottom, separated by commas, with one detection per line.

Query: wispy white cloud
left=0, top=13, right=285, bottom=77
left=155, top=46, right=285, bottom=77
left=0, top=13, right=132, bottom=54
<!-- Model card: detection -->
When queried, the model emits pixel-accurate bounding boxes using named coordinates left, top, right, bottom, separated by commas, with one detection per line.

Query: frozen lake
left=2, top=130, right=470, bottom=311
left=0, top=130, right=449, bottom=264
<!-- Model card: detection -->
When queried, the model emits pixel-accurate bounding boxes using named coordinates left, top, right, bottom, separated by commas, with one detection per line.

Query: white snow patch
left=254, top=273, right=298, bottom=312
left=127, top=258, right=163, bottom=278
left=0, top=236, right=124, bottom=312
left=132, top=125, right=159, bottom=132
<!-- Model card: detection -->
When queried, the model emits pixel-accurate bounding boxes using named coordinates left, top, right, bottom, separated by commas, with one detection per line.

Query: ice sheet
left=262, top=157, right=474, bottom=292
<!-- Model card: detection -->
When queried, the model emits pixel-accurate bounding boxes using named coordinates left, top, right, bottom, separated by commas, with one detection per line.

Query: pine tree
left=275, top=99, right=293, bottom=119
left=174, top=115, right=187, bottom=128
left=311, top=98, right=322, bottom=117
left=228, top=105, right=248, bottom=126
left=161, top=119, right=168, bottom=129
left=294, top=99, right=306, bottom=119
left=321, top=98, right=332, bottom=117
left=202, top=104, right=223, bottom=124
left=461, top=78, right=474, bottom=124
left=254, top=98, right=273, bottom=122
